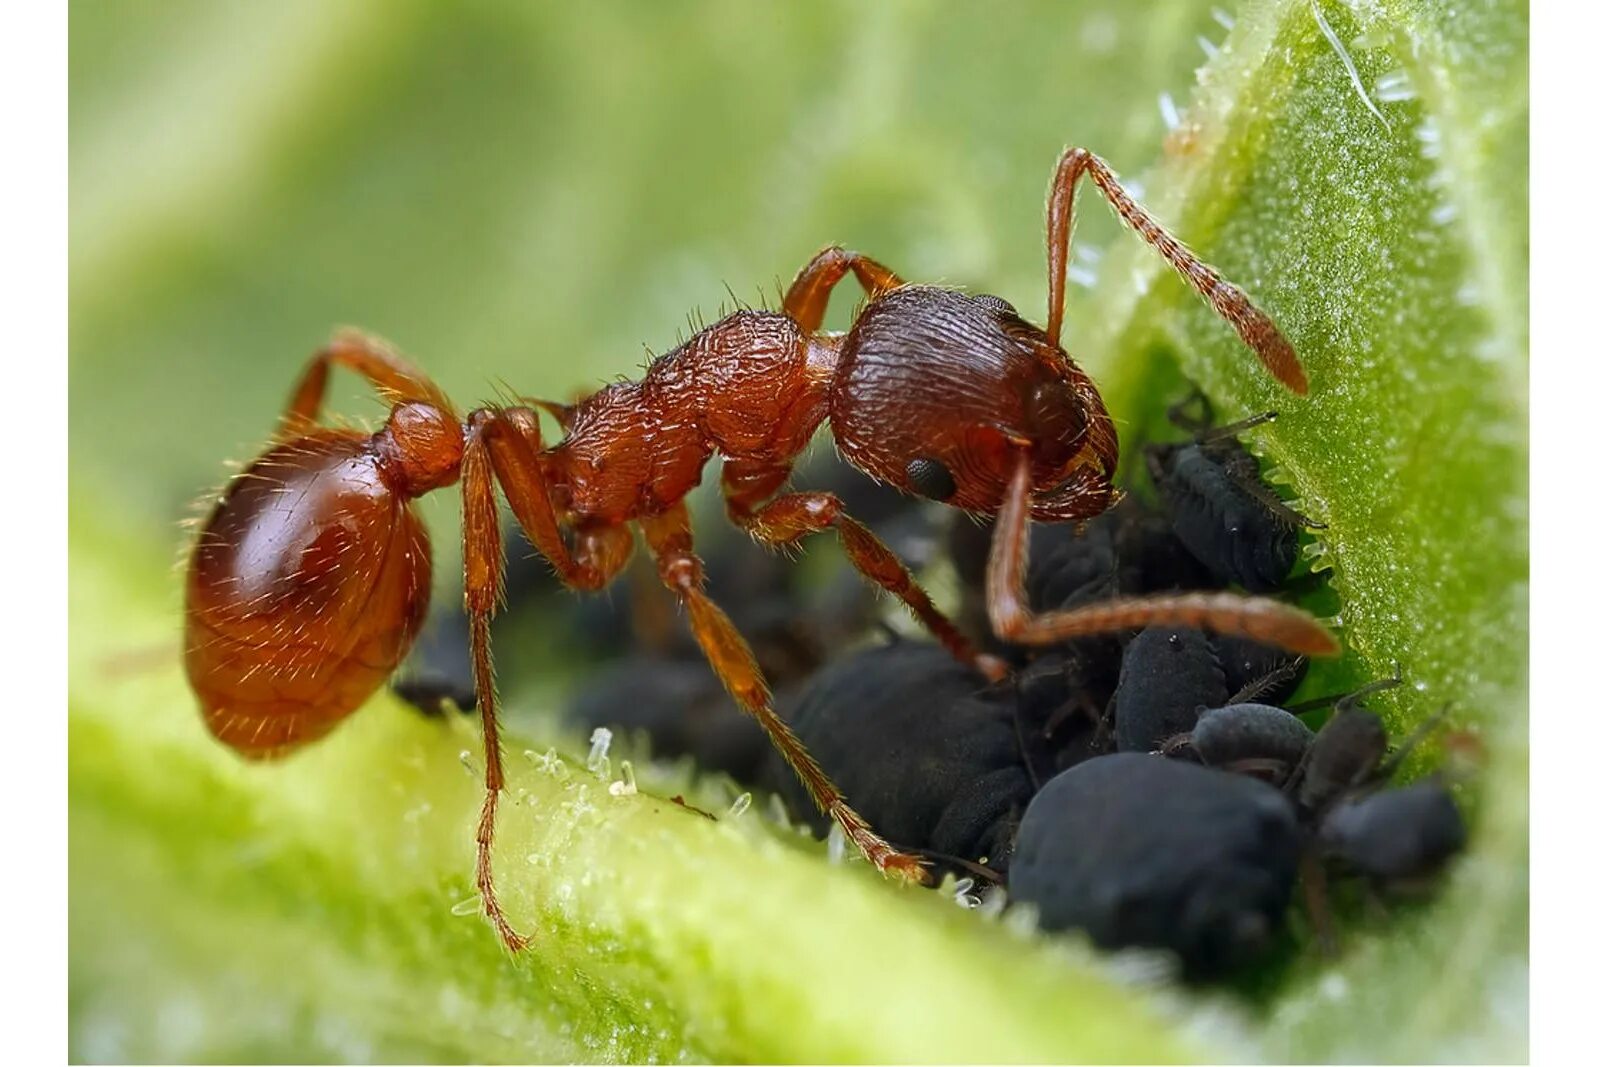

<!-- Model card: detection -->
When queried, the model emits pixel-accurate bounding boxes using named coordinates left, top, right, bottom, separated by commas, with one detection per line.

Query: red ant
left=184, top=147, right=1336, bottom=951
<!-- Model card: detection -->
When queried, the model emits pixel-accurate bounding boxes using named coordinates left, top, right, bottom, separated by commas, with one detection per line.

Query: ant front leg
left=454, top=409, right=635, bottom=952
left=987, top=451, right=1339, bottom=656
left=722, top=460, right=1007, bottom=681
left=478, top=406, right=631, bottom=591
left=783, top=246, right=905, bottom=333
left=638, top=500, right=928, bottom=886
left=282, top=329, right=457, bottom=437
left=457, top=420, right=530, bottom=951
left=1045, top=147, right=1308, bottom=394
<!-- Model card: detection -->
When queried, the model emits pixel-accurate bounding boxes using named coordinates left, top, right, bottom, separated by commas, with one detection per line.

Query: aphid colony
left=504, top=413, right=1468, bottom=980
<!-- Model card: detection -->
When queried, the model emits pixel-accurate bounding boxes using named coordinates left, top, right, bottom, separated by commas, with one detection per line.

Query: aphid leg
left=910, top=850, right=1007, bottom=887
left=1165, top=388, right=1215, bottom=433
left=987, top=450, right=1339, bottom=655
left=639, top=501, right=929, bottom=886
left=458, top=422, right=530, bottom=952
left=723, top=459, right=1008, bottom=681
left=1158, top=731, right=1197, bottom=758
left=783, top=246, right=905, bottom=333
left=281, top=329, right=457, bottom=436
left=1044, top=146, right=1308, bottom=394
left=1226, top=657, right=1308, bottom=705
left=1299, top=848, right=1340, bottom=957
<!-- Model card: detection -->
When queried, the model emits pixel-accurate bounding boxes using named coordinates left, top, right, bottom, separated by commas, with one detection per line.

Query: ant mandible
left=183, top=147, right=1336, bottom=951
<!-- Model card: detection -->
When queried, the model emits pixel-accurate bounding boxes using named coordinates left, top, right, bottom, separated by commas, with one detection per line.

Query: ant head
left=829, top=286, right=1118, bottom=519
left=377, top=401, right=463, bottom=496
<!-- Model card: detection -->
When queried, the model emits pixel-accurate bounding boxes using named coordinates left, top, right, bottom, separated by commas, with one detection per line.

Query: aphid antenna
left=1285, top=666, right=1405, bottom=718
left=914, top=849, right=1006, bottom=887
left=1194, top=409, right=1278, bottom=445
left=1377, top=702, right=1455, bottom=780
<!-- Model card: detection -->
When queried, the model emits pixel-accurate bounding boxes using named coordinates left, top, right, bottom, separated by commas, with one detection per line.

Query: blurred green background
left=70, top=1, right=1527, bottom=1062
left=72, top=0, right=1214, bottom=549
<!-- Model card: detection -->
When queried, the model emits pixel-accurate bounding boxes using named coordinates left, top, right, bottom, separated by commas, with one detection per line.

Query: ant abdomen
left=184, top=431, right=434, bottom=758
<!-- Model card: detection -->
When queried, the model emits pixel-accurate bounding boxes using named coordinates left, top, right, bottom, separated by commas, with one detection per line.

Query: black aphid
left=1008, top=754, right=1301, bottom=978
left=1178, top=701, right=1316, bottom=785
left=1287, top=676, right=1408, bottom=813
left=767, top=641, right=1029, bottom=876
left=1145, top=399, right=1323, bottom=593
left=1319, top=781, right=1467, bottom=884
left=1112, top=626, right=1228, bottom=753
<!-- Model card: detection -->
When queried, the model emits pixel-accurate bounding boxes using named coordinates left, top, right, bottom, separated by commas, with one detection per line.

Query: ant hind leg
left=282, top=329, right=456, bottom=436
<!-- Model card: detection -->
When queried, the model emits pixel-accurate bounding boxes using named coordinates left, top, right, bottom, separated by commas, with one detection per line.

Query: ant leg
left=723, top=460, right=1007, bottom=681
left=1044, top=147, right=1308, bottom=394
left=282, top=329, right=456, bottom=435
left=458, top=422, right=529, bottom=951
left=639, top=501, right=929, bottom=886
left=783, top=246, right=905, bottom=333
left=475, top=406, right=627, bottom=591
left=987, top=450, right=1339, bottom=655
left=452, top=413, right=634, bottom=952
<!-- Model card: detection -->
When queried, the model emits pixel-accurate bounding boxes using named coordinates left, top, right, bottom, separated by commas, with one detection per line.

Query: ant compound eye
left=971, top=294, right=1017, bottom=315
left=906, top=456, right=958, bottom=501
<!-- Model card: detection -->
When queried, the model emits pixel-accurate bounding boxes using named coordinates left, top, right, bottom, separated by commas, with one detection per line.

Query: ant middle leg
left=638, top=501, right=928, bottom=886
left=783, top=246, right=905, bottom=333
left=722, top=459, right=1007, bottom=681
left=282, top=329, right=457, bottom=435
left=987, top=450, right=1339, bottom=656
left=1044, top=146, right=1308, bottom=394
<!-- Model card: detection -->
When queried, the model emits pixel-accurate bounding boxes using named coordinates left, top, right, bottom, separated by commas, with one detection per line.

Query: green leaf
left=70, top=1, right=1526, bottom=1061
